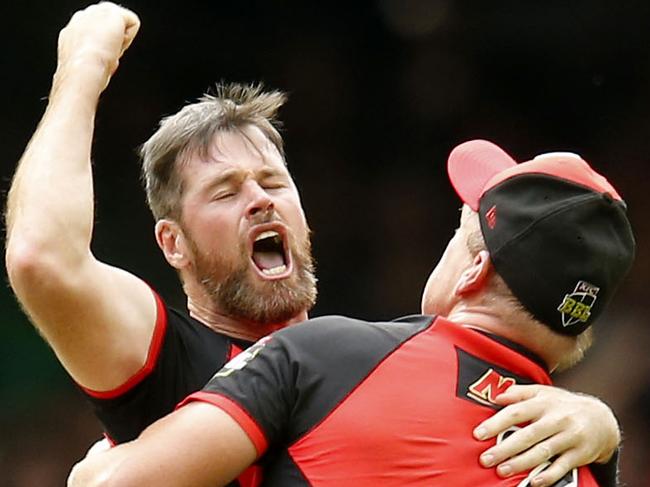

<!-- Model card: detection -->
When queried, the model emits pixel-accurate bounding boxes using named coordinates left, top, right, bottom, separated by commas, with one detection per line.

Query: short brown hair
left=139, top=82, right=287, bottom=220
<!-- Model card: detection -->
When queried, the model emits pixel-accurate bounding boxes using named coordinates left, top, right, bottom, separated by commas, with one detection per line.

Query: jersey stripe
left=180, top=391, right=269, bottom=455
left=80, top=288, right=168, bottom=399
left=228, top=343, right=245, bottom=361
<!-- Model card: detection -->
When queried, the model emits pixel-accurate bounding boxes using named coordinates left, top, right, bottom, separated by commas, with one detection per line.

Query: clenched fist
left=54, top=2, right=140, bottom=95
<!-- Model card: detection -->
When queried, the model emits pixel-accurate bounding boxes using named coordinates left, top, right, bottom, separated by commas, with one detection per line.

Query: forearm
left=6, top=67, right=104, bottom=270
left=68, top=403, right=257, bottom=487
left=6, top=0, right=129, bottom=272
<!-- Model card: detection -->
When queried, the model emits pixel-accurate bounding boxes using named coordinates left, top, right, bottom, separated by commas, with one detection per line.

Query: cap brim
left=447, top=139, right=518, bottom=211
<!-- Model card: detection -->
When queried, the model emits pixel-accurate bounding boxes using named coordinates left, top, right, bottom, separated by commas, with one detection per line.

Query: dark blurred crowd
left=2, top=1, right=649, bottom=485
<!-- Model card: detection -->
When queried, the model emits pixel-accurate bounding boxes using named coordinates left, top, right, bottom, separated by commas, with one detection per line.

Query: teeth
left=262, top=265, right=287, bottom=276
left=255, top=230, right=280, bottom=242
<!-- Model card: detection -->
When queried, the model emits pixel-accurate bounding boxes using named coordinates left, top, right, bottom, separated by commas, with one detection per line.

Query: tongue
left=252, top=251, right=285, bottom=270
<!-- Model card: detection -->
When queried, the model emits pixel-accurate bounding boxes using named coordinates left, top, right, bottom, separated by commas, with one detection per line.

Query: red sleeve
left=80, top=289, right=168, bottom=399
left=179, top=334, right=294, bottom=455
left=178, top=391, right=269, bottom=455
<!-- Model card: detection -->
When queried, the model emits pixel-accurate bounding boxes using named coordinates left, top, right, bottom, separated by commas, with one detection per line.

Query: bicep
left=12, top=256, right=159, bottom=392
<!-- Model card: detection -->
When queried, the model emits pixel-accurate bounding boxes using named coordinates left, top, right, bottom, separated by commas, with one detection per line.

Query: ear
left=453, top=250, right=492, bottom=296
left=155, top=219, right=190, bottom=270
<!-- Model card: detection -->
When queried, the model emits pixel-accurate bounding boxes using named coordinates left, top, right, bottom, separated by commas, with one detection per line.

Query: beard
left=187, top=226, right=317, bottom=325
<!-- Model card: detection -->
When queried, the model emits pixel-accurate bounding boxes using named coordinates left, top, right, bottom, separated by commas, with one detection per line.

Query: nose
left=244, top=181, right=274, bottom=220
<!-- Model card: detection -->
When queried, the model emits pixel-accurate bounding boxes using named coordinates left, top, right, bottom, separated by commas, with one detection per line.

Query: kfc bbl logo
left=557, top=281, right=600, bottom=328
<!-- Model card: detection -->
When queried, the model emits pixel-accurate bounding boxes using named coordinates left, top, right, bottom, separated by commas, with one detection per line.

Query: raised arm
left=5, top=3, right=157, bottom=392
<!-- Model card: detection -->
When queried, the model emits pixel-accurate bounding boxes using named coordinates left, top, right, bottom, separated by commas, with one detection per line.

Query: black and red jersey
left=81, top=291, right=252, bottom=444
left=184, top=314, right=604, bottom=486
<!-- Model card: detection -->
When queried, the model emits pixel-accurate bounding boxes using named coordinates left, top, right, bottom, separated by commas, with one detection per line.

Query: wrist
left=52, top=56, right=111, bottom=101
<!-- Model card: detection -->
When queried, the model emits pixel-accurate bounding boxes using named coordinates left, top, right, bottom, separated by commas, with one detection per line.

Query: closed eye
left=262, top=182, right=287, bottom=190
left=212, top=191, right=237, bottom=201
left=259, top=175, right=289, bottom=190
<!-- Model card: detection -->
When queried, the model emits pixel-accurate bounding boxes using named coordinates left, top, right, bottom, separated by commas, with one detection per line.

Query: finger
left=479, top=418, right=561, bottom=467
left=493, top=384, right=543, bottom=406
left=90, top=3, right=140, bottom=55
left=119, top=9, right=141, bottom=53
left=528, top=451, right=580, bottom=487
left=474, top=400, right=542, bottom=441
left=493, top=434, right=573, bottom=477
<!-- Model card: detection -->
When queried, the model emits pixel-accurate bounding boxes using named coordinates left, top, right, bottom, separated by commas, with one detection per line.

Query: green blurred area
left=0, top=293, right=74, bottom=418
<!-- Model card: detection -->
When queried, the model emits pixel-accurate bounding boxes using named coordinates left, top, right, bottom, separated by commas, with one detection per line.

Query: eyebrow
left=203, top=166, right=286, bottom=193
left=255, top=167, right=286, bottom=180
left=204, top=169, right=243, bottom=192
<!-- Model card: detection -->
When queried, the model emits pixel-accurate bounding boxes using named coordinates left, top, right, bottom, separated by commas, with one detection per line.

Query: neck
left=446, top=301, right=564, bottom=371
left=186, top=296, right=308, bottom=342
left=447, top=304, right=514, bottom=338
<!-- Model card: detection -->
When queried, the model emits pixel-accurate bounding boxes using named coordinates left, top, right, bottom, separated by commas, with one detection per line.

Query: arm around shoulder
left=67, top=402, right=258, bottom=487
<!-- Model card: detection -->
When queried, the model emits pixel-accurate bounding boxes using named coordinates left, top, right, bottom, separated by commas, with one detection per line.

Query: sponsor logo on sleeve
left=214, top=336, right=272, bottom=378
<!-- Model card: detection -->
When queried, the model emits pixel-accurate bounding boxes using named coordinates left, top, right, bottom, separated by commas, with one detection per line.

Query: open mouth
left=251, top=229, right=291, bottom=279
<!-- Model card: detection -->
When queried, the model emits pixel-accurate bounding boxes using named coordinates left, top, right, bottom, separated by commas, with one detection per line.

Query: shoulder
left=277, top=314, right=434, bottom=339
left=269, top=314, right=435, bottom=362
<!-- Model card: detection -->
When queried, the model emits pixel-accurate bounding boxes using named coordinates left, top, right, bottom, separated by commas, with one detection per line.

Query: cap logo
left=485, top=205, right=497, bottom=229
left=557, top=281, right=600, bottom=328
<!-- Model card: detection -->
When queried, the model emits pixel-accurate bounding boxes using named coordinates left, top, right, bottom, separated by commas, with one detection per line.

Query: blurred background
left=2, top=0, right=649, bottom=485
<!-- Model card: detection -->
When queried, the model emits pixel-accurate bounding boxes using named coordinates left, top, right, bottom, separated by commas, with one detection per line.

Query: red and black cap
left=448, top=139, right=635, bottom=336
